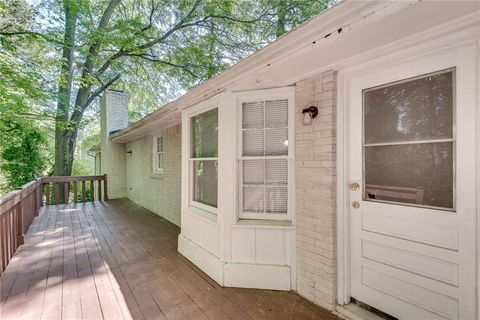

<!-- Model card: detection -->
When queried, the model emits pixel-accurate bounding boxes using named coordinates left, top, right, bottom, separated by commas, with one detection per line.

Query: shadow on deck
left=0, top=199, right=340, bottom=320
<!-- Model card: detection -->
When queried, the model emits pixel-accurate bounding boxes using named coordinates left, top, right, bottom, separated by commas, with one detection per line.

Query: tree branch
left=95, top=0, right=202, bottom=77
left=0, top=30, right=62, bottom=45
left=70, top=73, right=122, bottom=125
left=125, top=53, right=200, bottom=78
left=85, top=73, right=122, bottom=109
left=78, top=0, right=121, bottom=83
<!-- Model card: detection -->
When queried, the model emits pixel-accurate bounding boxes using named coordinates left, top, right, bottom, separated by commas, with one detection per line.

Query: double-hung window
left=153, top=136, right=164, bottom=173
left=239, top=96, right=292, bottom=220
left=190, top=108, right=218, bottom=211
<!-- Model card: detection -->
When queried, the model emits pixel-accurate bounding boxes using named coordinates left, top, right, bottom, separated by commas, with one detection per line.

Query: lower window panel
left=364, top=142, right=454, bottom=209
left=193, top=160, right=218, bottom=208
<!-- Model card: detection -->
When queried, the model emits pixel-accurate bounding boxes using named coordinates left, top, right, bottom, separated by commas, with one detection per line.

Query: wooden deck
left=0, top=199, right=339, bottom=320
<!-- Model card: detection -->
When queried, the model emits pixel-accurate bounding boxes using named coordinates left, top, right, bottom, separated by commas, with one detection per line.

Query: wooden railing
left=0, top=179, right=41, bottom=276
left=0, top=175, right=107, bottom=275
left=41, top=175, right=108, bottom=205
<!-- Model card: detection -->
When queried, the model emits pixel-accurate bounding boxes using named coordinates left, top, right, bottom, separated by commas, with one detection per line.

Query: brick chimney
left=100, top=90, right=128, bottom=199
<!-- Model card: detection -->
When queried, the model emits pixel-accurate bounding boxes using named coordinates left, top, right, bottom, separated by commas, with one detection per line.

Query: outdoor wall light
left=127, top=150, right=132, bottom=155
left=302, top=106, right=318, bottom=125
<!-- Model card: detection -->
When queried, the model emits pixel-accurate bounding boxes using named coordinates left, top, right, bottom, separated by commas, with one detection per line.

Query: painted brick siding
left=126, top=124, right=181, bottom=226
left=295, top=70, right=337, bottom=310
left=100, top=91, right=128, bottom=199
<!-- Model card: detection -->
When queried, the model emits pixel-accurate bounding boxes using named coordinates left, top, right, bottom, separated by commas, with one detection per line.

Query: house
left=93, top=1, right=480, bottom=319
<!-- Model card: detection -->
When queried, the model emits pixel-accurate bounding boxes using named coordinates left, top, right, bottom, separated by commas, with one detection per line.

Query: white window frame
left=152, top=135, right=164, bottom=174
left=236, top=88, right=295, bottom=221
left=186, top=103, right=219, bottom=215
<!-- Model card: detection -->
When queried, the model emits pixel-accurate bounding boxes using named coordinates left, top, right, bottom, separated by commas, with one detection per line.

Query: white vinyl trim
left=363, top=138, right=454, bottom=147
left=234, top=87, right=295, bottom=222
left=184, top=102, right=219, bottom=215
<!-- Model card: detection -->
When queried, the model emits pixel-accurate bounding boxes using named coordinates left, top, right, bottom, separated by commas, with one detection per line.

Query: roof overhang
left=110, top=0, right=480, bottom=143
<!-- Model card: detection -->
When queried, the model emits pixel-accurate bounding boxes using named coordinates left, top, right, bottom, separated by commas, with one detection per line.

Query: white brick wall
left=295, top=71, right=337, bottom=310
left=126, top=124, right=181, bottom=226
left=100, top=91, right=128, bottom=199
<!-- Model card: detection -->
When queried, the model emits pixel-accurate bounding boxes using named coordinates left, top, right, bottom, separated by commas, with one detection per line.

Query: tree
left=0, top=120, right=47, bottom=192
left=0, top=0, right=53, bottom=191
left=2, top=0, right=267, bottom=176
left=260, top=0, right=334, bottom=38
left=1, top=0, right=333, bottom=178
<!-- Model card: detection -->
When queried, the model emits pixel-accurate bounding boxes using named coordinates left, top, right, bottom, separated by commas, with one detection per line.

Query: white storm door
left=348, top=49, right=476, bottom=320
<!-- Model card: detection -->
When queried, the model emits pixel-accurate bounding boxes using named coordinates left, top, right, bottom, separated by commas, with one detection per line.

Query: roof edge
left=110, top=0, right=388, bottom=142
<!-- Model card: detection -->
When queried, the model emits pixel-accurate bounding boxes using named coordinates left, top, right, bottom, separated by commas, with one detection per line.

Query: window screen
left=363, top=69, right=455, bottom=210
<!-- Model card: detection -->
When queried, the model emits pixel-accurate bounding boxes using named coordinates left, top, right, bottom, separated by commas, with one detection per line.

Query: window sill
left=150, top=172, right=164, bottom=180
left=184, top=205, right=217, bottom=223
left=234, top=219, right=294, bottom=229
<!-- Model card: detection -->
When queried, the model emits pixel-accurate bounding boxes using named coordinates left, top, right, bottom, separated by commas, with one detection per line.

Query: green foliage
left=0, top=120, right=47, bottom=192
left=0, top=0, right=54, bottom=192
left=0, top=0, right=335, bottom=179
left=259, top=0, right=334, bottom=38
left=72, top=158, right=93, bottom=176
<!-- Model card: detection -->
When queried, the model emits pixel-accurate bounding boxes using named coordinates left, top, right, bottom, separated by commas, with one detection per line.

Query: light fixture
left=302, top=106, right=318, bottom=125
left=126, top=150, right=132, bottom=155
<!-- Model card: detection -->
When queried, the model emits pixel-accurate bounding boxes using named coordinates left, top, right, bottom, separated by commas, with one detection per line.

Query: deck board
left=0, top=199, right=340, bottom=320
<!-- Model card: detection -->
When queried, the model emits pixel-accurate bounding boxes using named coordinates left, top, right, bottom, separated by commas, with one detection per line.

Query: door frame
left=335, top=41, right=479, bottom=317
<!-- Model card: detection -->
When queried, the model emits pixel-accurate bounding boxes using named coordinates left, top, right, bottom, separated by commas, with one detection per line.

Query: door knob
left=352, top=201, right=360, bottom=209
left=350, top=182, right=360, bottom=191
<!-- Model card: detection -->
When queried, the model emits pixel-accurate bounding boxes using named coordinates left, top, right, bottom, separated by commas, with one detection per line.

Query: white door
left=348, top=48, right=477, bottom=320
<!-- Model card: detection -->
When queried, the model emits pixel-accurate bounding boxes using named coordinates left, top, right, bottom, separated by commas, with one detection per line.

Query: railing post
left=34, top=179, right=42, bottom=215
left=36, top=179, right=42, bottom=213
left=103, top=174, right=108, bottom=201
left=45, top=181, right=50, bottom=206
left=97, top=180, right=102, bottom=201
left=14, top=189, right=25, bottom=246
left=81, top=181, right=86, bottom=203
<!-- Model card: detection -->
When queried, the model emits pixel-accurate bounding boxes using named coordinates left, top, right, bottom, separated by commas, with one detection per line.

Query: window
left=239, top=98, right=291, bottom=220
left=190, top=108, right=218, bottom=209
left=153, top=136, right=164, bottom=173
left=363, top=68, right=455, bottom=210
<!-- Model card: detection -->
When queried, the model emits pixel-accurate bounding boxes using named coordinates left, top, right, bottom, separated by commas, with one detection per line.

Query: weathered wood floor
left=0, top=199, right=339, bottom=320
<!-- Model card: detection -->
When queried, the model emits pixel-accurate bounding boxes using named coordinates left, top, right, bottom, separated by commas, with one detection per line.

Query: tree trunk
left=54, top=2, right=78, bottom=176
left=65, top=124, right=79, bottom=176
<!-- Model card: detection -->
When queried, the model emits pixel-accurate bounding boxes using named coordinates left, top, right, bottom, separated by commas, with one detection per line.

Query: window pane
left=158, top=153, right=163, bottom=169
left=243, top=160, right=264, bottom=184
left=265, top=99, right=288, bottom=128
left=364, top=70, right=454, bottom=144
left=243, top=102, right=264, bottom=129
left=364, top=142, right=453, bottom=209
left=158, top=137, right=163, bottom=152
left=193, top=160, right=218, bottom=207
left=265, top=128, right=288, bottom=156
left=243, top=130, right=264, bottom=156
left=266, top=186, right=288, bottom=214
left=265, top=159, right=287, bottom=184
left=243, top=186, right=264, bottom=212
left=191, top=108, right=218, bottom=158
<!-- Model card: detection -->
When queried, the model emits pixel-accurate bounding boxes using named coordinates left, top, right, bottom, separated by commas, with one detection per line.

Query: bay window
left=239, top=97, right=292, bottom=220
left=190, top=108, right=218, bottom=210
